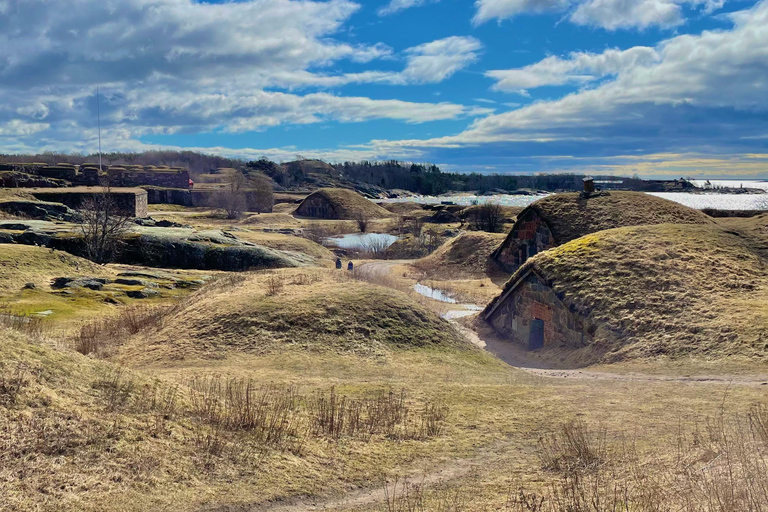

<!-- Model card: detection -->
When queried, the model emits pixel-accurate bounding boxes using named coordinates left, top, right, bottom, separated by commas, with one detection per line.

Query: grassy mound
left=295, top=188, right=392, bottom=220
left=118, top=270, right=467, bottom=365
left=381, top=201, right=424, bottom=215
left=487, top=224, right=768, bottom=362
left=524, top=192, right=713, bottom=244
left=233, top=231, right=335, bottom=264
left=715, top=213, right=768, bottom=259
left=415, top=232, right=509, bottom=279
left=0, top=245, right=106, bottom=293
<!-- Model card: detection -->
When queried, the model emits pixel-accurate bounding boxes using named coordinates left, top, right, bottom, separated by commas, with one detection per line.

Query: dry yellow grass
left=116, top=269, right=468, bottom=366
left=0, top=245, right=106, bottom=293
left=229, top=230, right=335, bottom=264
left=486, top=223, right=768, bottom=364
left=515, top=191, right=713, bottom=245
left=415, top=231, right=509, bottom=280
left=295, top=188, right=393, bottom=220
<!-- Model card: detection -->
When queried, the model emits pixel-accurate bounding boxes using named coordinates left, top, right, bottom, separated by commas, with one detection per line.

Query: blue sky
left=1, top=0, right=767, bottom=178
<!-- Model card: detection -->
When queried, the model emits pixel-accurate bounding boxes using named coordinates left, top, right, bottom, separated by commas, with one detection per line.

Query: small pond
left=324, top=232, right=399, bottom=250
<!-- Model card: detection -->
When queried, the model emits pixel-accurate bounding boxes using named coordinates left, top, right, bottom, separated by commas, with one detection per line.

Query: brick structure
left=492, top=208, right=555, bottom=273
left=484, top=268, right=592, bottom=350
left=296, top=193, right=336, bottom=218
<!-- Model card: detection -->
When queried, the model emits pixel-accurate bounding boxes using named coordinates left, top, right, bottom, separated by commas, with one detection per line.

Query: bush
left=470, top=203, right=504, bottom=233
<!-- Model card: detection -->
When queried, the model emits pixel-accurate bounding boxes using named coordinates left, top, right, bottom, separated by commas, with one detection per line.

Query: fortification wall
left=108, top=167, right=190, bottom=188
left=145, top=188, right=272, bottom=213
left=30, top=188, right=149, bottom=218
left=0, top=163, right=191, bottom=190
left=495, top=210, right=555, bottom=272
left=487, top=272, right=590, bottom=349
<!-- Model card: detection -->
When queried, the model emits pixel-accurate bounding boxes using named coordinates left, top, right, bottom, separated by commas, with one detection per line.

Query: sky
left=1, top=0, right=768, bottom=178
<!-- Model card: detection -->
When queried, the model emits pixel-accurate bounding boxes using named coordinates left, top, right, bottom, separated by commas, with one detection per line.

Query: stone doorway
left=529, top=318, right=545, bottom=350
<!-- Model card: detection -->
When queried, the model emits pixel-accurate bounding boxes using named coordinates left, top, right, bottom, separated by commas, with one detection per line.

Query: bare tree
left=210, top=170, right=273, bottom=219
left=246, top=172, right=274, bottom=213
left=356, top=212, right=370, bottom=233
left=79, top=186, right=132, bottom=263
left=472, top=203, right=504, bottom=233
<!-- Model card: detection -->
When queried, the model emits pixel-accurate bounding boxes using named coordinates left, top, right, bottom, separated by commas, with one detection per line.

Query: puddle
left=442, top=307, right=483, bottom=320
left=414, top=283, right=458, bottom=303
left=413, top=283, right=483, bottom=320
left=325, top=233, right=399, bottom=250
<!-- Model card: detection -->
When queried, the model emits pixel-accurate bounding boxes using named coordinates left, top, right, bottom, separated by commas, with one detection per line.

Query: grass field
left=2, top=203, right=768, bottom=511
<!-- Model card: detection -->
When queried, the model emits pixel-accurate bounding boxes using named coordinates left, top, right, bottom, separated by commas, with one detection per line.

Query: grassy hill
left=118, top=270, right=467, bottom=365
left=295, top=188, right=392, bottom=220
left=523, top=191, right=713, bottom=244
left=0, top=245, right=106, bottom=293
left=486, top=223, right=768, bottom=363
left=415, top=231, right=508, bottom=279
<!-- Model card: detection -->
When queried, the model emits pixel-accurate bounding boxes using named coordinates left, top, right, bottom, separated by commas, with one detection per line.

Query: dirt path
left=360, top=261, right=768, bottom=388
left=202, top=442, right=515, bottom=512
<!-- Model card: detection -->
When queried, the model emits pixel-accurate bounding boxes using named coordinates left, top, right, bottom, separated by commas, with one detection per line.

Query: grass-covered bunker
left=491, top=192, right=712, bottom=274
left=483, top=224, right=768, bottom=362
left=294, top=188, right=391, bottom=220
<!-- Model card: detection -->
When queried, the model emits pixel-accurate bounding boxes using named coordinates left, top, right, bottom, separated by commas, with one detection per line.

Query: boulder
left=0, top=200, right=81, bottom=222
left=51, top=277, right=110, bottom=290
left=115, top=278, right=158, bottom=288
left=127, top=288, right=161, bottom=299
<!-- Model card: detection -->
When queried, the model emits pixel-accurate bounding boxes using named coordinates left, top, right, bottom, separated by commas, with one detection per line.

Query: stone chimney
left=583, top=177, right=595, bottom=194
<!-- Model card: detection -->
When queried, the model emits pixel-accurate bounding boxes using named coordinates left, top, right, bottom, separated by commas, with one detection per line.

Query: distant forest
left=331, top=160, right=590, bottom=194
left=0, top=151, right=604, bottom=194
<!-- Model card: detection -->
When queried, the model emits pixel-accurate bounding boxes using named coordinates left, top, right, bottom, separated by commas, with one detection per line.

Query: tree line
left=2, top=150, right=606, bottom=194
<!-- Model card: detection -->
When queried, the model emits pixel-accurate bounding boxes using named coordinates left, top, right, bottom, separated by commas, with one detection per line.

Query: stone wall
left=0, top=163, right=190, bottom=190
left=486, top=271, right=591, bottom=349
left=108, top=167, right=190, bottom=189
left=144, top=188, right=273, bottom=213
left=30, top=188, right=149, bottom=218
left=295, top=195, right=337, bottom=218
left=494, top=209, right=555, bottom=273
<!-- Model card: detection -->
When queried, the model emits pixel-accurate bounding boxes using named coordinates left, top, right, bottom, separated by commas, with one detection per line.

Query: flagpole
left=97, top=87, right=102, bottom=172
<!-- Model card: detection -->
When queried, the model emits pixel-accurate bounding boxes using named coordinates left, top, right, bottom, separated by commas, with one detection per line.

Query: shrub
left=266, top=273, right=284, bottom=296
left=537, top=419, right=606, bottom=474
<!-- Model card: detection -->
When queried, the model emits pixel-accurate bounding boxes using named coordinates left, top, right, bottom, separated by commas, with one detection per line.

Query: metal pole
left=97, top=87, right=102, bottom=172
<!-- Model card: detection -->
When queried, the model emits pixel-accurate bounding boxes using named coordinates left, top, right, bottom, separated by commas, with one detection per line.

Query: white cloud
left=570, top=0, right=684, bottom=30
left=473, top=0, right=726, bottom=29
left=487, top=46, right=659, bottom=94
left=380, top=0, right=768, bottom=153
left=218, top=36, right=482, bottom=88
left=400, top=36, right=483, bottom=83
left=473, top=0, right=569, bottom=25
left=378, top=0, right=438, bottom=16
left=0, top=120, right=49, bottom=136
left=0, top=0, right=486, bottom=154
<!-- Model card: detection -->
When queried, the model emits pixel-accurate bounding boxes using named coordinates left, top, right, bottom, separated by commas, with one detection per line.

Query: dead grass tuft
left=308, top=387, right=448, bottom=441
left=0, top=362, right=30, bottom=406
left=0, top=306, right=45, bottom=338
left=75, top=305, right=172, bottom=356
left=536, top=419, right=606, bottom=474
